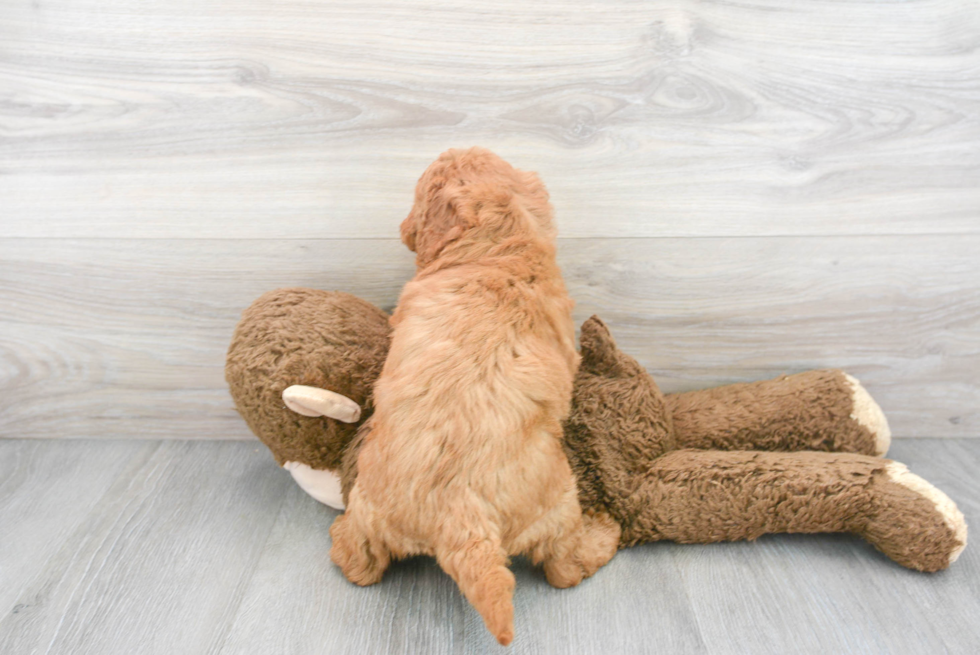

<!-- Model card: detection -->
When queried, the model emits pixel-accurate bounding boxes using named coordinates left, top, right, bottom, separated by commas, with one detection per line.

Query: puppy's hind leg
left=329, top=498, right=390, bottom=586
left=436, top=533, right=515, bottom=646
left=536, top=485, right=620, bottom=589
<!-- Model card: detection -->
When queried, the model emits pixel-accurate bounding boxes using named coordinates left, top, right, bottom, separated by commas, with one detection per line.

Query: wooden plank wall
left=2, top=0, right=978, bottom=439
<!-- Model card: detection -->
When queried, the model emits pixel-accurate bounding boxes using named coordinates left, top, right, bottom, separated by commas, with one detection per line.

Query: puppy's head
left=400, top=147, right=554, bottom=266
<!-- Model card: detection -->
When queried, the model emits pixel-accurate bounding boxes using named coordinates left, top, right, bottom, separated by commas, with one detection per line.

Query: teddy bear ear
left=579, top=316, right=625, bottom=375
left=282, top=385, right=361, bottom=423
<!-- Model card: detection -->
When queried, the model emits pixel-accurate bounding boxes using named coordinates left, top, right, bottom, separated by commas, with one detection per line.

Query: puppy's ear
left=400, top=211, right=419, bottom=252
left=404, top=181, right=471, bottom=265
left=519, top=171, right=549, bottom=205
left=416, top=201, right=467, bottom=264
left=516, top=171, right=554, bottom=235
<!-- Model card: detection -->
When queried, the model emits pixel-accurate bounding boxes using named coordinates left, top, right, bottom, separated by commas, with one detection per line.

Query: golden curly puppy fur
left=329, top=148, right=620, bottom=645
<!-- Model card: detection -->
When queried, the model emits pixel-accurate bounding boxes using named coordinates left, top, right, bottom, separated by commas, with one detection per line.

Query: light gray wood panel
left=1, top=235, right=977, bottom=439
left=0, top=438, right=977, bottom=654
left=217, top=486, right=706, bottom=655
left=873, top=438, right=980, bottom=655
left=2, top=0, right=978, bottom=238
left=214, top=484, right=474, bottom=655
left=565, top=235, right=980, bottom=438
left=0, top=440, right=293, bottom=655
left=679, top=437, right=980, bottom=655
left=0, top=238, right=417, bottom=439
left=0, top=439, right=153, bottom=617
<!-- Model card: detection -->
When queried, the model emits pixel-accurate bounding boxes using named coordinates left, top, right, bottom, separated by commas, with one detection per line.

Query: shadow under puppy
left=329, top=148, right=620, bottom=645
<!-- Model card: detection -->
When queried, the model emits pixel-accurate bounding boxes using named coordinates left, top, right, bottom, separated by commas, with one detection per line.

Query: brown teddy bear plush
left=226, top=287, right=967, bottom=573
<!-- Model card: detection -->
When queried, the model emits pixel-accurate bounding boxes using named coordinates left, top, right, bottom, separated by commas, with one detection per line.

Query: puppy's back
left=367, top=253, right=579, bottom=534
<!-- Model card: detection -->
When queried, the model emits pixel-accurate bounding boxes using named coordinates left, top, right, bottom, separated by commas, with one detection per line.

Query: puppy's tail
left=437, top=537, right=515, bottom=646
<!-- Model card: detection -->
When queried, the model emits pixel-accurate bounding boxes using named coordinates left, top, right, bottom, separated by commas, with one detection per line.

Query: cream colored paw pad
left=886, top=462, right=967, bottom=563
left=844, top=374, right=892, bottom=456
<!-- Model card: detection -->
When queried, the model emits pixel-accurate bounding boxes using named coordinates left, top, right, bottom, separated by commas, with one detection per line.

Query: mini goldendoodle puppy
left=329, top=148, right=620, bottom=645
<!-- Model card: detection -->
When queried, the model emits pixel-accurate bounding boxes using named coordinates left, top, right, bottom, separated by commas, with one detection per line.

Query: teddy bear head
left=225, top=288, right=391, bottom=472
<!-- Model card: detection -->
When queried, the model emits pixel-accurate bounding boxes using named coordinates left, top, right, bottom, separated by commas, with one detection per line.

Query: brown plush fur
left=668, top=370, right=878, bottom=454
left=562, top=319, right=888, bottom=544
left=225, top=289, right=390, bottom=470
left=227, top=291, right=965, bottom=589
left=329, top=149, right=618, bottom=645
left=562, top=317, right=962, bottom=569
left=631, top=450, right=962, bottom=571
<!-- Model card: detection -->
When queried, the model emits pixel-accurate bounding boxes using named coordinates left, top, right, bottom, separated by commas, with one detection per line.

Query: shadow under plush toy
left=227, top=287, right=966, bottom=576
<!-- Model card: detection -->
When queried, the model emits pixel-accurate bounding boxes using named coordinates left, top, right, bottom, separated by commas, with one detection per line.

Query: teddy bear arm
left=621, top=449, right=965, bottom=572
left=665, top=370, right=890, bottom=456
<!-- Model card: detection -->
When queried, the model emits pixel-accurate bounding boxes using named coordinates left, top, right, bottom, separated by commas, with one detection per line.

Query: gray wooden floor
left=1, top=437, right=977, bottom=655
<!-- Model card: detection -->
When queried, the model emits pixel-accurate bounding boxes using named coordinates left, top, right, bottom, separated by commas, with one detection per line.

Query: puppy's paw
left=544, top=512, right=620, bottom=588
left=543, top=556, right=585, bottom=589
left=329, top=514, right=388, bottom=585
left=575, top=511, right=621, bottom=578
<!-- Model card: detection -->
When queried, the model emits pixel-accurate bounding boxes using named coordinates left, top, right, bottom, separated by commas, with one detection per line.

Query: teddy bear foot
left=843, top=374, right=891, bottom=456
left=863, top=462, right=967, bottom=572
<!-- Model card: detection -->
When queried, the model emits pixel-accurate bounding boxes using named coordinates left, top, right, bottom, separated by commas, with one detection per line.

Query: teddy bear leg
left=329, top=495, right=390, bottom=586
left=623, top=450, right=966, bottom=571
left=861, top=462, right=967, bottom=572
left=435, top=534, right=515, bottom=646
left=665, top=370, right=890, bottom=456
